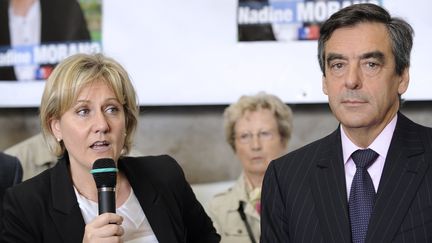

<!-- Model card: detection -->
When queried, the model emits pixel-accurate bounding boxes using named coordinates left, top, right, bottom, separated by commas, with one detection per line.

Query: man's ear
left=398, top=68, right=410, bottom=95
left=322, top=76, right=328, bottom=95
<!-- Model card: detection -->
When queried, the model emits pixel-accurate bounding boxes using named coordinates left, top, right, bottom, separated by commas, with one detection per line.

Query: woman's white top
left=74, top=187, right=159, bottom=243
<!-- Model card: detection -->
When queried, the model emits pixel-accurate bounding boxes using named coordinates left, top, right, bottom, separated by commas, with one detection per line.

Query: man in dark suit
left=0, top=152, right=22, bottom=222
left=261, top=3, right=432, bottom=243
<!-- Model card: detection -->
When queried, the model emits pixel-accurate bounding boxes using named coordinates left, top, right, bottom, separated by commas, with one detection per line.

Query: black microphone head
left=91, top=158, right=117, bottom=188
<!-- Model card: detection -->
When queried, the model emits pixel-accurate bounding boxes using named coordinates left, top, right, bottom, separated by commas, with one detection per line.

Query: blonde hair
left=40, top=53, right=139, bottom=157
left=224, top=92, right=293, bottom=151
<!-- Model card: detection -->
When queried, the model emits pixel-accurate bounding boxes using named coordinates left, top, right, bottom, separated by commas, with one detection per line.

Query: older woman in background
left=1, top=53, right=220, bottom=243
left=208, top=92, right=293, bottom=243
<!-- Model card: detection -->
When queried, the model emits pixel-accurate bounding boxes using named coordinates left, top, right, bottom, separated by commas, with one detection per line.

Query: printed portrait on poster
left=0, top=0, right=102, bottom=81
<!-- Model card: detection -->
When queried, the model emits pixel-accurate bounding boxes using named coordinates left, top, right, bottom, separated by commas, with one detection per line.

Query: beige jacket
left=208, top=173, right=260, bottom=243
left=5, top=133, right=56, bottom=181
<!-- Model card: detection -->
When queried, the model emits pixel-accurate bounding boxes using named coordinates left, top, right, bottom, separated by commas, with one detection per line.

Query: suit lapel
left=367, top=114, right=429, bottom=243
left=310, top=129, right=352, bottom=243
left=49, top=157, right=85, bottom=243
left=120, top=158, right=179, bottom=243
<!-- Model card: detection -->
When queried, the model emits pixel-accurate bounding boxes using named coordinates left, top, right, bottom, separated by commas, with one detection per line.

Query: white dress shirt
left=341, top=114, right=397, bottom=200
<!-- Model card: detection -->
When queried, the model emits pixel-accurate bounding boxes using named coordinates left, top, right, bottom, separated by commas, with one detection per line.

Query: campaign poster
left=0, top=0, right=102, bottom=82
left=237, top=0, right=381, bottom=41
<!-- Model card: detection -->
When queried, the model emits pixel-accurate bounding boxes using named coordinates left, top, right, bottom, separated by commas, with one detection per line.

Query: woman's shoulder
left=121, top=155, right=180, bottom=171
left=10, top=167, right=52, bottom=193
left=120, top=155, right=185, bottom=183
left=208, top=179, right=243, bottom=211
left=123, top=154, right=176, bottom=163
left=3, top=167, right=53, bottom=212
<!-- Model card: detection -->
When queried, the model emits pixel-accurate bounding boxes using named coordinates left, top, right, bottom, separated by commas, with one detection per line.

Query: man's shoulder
left=275, top=130, right=338, bottom=165
left=396, top=113, right=432, bottom=142
left=0, top=152, right=20, bottom=167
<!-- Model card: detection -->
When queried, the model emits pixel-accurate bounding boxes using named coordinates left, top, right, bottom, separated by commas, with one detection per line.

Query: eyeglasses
left=236, top=130, right=274, bottom=144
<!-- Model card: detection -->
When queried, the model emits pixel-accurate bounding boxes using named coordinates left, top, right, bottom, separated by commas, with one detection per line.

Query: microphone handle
left=98, top=187, right=116, bottom=214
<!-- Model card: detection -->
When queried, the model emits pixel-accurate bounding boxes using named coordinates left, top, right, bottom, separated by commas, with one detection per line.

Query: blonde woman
left=1, top=53, right=220, bottom=243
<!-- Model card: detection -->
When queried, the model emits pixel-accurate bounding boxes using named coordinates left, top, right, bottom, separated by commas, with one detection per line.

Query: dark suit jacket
left=1, top=154, right=220, bottom=243
left=261, top=113, right=432, bottom=243
left=0, top=0, right=91, bottom=80
left=0, top=152, right=22, bottom=222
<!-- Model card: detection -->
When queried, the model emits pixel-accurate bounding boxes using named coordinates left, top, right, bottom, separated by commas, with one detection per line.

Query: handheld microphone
left=91, top=158, right=118, bottom=214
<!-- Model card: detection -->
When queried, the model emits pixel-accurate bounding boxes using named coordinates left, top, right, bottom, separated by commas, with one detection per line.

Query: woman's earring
left=57, top=137, right=62, bottom=142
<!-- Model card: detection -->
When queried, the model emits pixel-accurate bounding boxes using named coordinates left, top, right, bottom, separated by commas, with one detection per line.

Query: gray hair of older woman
left=224, top=92, right=293, bottom=151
